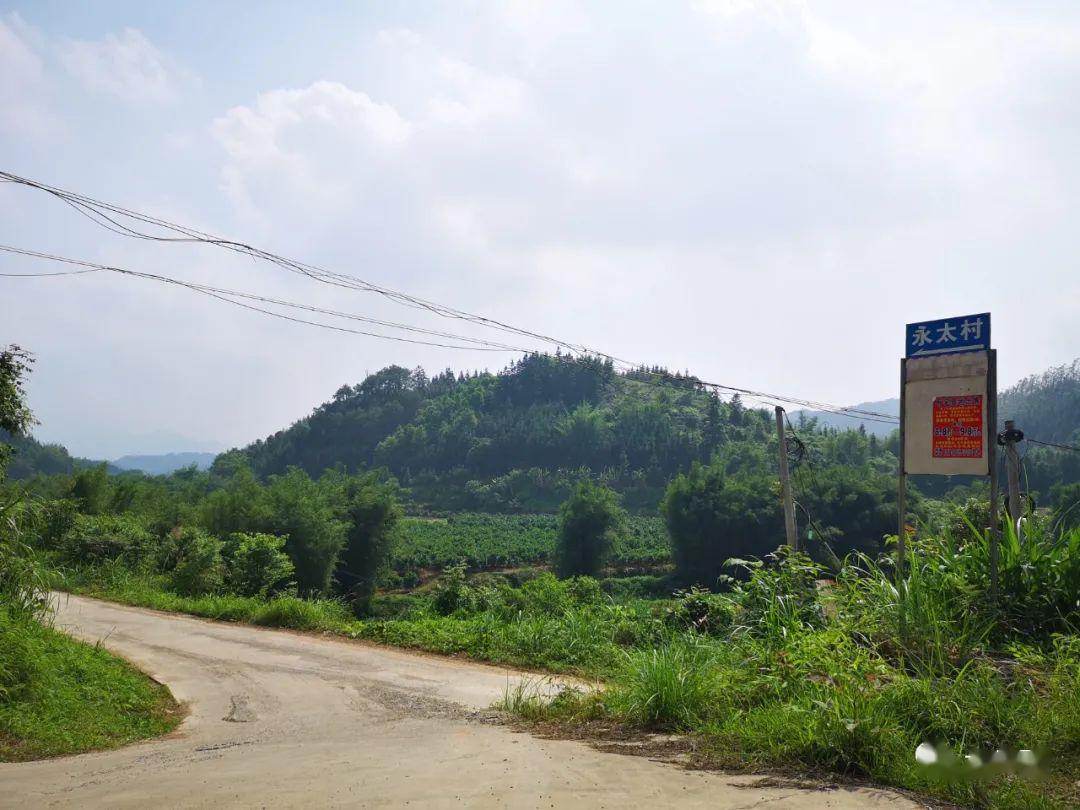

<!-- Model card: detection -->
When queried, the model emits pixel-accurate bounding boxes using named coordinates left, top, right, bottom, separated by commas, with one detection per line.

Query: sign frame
left=898, top=317, right=998, bottom=600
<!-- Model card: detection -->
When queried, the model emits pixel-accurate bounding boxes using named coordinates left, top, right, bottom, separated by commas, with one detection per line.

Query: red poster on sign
left=932, top=395, right=983, bottom=459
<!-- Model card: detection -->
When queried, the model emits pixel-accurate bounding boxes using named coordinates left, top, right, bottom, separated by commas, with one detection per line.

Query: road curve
left=0, top=594, right=920, bottom=809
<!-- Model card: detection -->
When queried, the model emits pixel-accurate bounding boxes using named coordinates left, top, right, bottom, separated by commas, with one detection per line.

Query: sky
left=2, top=1, right=1078, bottom=459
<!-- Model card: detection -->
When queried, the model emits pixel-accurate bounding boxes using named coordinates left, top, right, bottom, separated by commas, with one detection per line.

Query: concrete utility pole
left=775, top=406, right=799, bottom=551
left=1001, top=419, right=1024, bottom=541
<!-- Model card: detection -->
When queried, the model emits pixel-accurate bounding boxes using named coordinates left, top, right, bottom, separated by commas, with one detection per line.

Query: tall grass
left=504, top=523, right=1080, bottom=809
left=607, top=641, right=715, bottom=728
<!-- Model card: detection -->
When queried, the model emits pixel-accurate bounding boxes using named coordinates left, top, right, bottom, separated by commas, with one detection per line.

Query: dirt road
left=1, top=595, right=920, bottom=809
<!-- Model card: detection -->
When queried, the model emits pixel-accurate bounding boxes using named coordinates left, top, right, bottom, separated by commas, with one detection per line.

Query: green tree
left=0, top=346, right=34, bottom=479
left=71, top=464, right=111, bottom=515
left=265, top=468, right=346, bottom=595
left=555, top=480, right=625, bottom=578
left=199, top=464, right=271, bottom=536
left=225, top=532, right=294, bottom=597
left=334, top=473, right=401, bottom=614
left=0, top=345, right=49, bottom=622
left=661, top=461, right=782, bottom=587
left=797, top=466, right=896, bottom=558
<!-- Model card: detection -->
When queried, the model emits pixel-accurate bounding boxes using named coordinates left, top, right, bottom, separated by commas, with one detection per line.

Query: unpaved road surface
left=1, top=595, right=921, bottom=809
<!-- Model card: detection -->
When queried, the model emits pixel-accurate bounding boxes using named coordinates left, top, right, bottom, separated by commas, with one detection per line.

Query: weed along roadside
left=60, top=523, right=1080, bottom=809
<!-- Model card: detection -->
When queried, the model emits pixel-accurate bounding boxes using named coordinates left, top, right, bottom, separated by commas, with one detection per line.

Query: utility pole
left=775, top=406, right=798, bottom=551
left=1000, top=419, right=1024, bottom=541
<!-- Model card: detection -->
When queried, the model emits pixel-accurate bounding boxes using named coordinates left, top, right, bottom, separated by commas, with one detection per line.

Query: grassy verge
left=65, top=569, right=639, bottom=677
left=0, top=612, right=182, bottom=761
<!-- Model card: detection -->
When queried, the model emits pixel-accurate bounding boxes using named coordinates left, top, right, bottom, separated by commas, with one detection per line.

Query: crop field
left=390, top=513, right=671, bottom=573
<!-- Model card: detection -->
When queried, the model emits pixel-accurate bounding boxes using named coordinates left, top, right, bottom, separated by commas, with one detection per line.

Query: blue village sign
left=906, top=313, right=991, bottom=358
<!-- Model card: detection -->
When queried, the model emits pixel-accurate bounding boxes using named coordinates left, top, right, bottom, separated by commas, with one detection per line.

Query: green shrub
left=70, top=464, right=110, bottom=515
left=168, top=528, right=223, bottom=596
left=58, top=513, right=154, bottom=569
left=225, top=532, right=294, bottom=597
left=38, top=499, right=78, bottom=550
left=264, top=469, right=347, bottom=596
left=0, top=502, right=49, bottom=623
left=565, top=575, right=604, bottom=606
left=600, top=575, right=671, bottom=601
left=431, top=562, right=470, bottom=615
left=430, top=562, right=507, bottom=615
left=666, top=586, right=735, bottom=635
left=727, top=549, right=826, bottom=643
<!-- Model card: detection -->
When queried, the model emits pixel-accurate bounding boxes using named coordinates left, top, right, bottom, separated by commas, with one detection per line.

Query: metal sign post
left=899, top=313, right=996, bottom=618
left=988, top=351, right=998, bottom=601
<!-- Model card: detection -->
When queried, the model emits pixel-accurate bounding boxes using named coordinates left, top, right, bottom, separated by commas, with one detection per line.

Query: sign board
left=932, top=395, right=983, bottom=459
left=903, top=349, right=990, bottom=475
left=906, top=313, right=990, bottom=358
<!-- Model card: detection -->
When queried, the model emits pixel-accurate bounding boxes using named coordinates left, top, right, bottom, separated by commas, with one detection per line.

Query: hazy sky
left=2, top=1, right=1078, bottom=459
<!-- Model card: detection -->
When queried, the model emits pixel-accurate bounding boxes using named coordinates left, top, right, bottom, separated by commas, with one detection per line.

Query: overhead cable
left=1, top=170, right=899, bottom=423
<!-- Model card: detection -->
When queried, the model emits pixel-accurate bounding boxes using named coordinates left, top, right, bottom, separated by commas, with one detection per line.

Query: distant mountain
left=792, top=399, right=900, bottom=438
left=111, top=452, right=217, bottom=475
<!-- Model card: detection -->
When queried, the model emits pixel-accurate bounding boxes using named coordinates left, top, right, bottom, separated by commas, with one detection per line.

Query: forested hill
left=0, top=431, right=116, bottom=479
left=230, top=354, right=884, bottom=512
left=226, top=352, right=1080, bottom=512
left=999, top=359, right=1080, bottom=444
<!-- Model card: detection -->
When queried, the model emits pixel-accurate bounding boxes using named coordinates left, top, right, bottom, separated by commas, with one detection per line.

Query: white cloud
left=211, top=81, right=412, bottom=227
left=0, top=13, right=59, bottom=137
left=426, top=57, right=529, bottom=127
left=61, top=27, right=189, bottom=104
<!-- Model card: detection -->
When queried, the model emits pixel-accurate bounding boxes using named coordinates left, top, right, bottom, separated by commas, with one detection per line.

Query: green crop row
left=390, top=513, right=670, bottom=572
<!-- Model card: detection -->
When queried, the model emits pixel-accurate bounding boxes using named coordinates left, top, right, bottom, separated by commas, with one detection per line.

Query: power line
left=1, top=240, right=900, bottom=423
left=0, top=268, right=99, bottom=277
left=0, top=245, right=532, bottom=353
left=1, top=169, right=900, bottom=423
left=1027, top=438, right=1080, bottom=454
left=0, top=170, right=622, bottom=362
